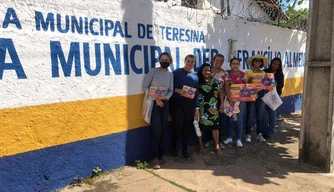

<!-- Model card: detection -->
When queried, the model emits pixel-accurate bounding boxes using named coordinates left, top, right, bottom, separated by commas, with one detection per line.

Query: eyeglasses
left=253, top=59, right=263, bottom=63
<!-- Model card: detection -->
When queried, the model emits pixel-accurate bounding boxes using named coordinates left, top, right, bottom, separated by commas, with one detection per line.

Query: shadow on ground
left=162, top=112, right=320, bottom=187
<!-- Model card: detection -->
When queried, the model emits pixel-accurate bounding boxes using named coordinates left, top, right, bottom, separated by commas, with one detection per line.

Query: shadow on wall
left=123, top=1, right=214, bottom=164
left=278, top=94, right=303, bottom=114
left=121, top=0, right=307, bottom=187
left=122, top=0, right=307, bottom=165
left=123, top=0, right=156, bottom=165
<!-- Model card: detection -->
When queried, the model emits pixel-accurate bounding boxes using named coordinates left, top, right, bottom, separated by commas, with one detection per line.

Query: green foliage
left=135, top=160, right=148, bottom=169
left=92, top=167, right=103, bottom=178
left=271, top=1, right=309, bottom=31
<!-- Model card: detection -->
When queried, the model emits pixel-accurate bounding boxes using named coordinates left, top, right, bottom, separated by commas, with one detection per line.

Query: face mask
left=160, top=62, right=170, bottom=69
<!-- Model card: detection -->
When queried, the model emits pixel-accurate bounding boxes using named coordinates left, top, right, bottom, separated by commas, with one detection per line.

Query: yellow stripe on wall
left=0, top=77, right=304, bottom=158
left=281, top=77, right=304, bottom=97
left=0, top=94, right=147, bottom=158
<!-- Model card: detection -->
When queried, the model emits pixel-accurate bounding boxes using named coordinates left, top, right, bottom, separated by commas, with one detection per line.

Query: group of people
left=142, top=52, right=284, bottom=169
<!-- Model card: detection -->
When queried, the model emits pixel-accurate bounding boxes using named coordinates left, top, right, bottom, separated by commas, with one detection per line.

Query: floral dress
left=212, top=69, right=229, bottom=92
left=198, top=78, right=220, bottom=130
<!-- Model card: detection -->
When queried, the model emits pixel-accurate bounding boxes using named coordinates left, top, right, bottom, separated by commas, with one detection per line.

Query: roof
left=256, top=0, right=289, bottom=21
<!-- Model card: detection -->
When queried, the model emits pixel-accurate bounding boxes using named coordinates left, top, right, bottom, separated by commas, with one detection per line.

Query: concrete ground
left=61, top=112, right=334, bottom=192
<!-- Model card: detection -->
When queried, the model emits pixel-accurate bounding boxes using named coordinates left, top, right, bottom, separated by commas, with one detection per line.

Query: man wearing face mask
left=142, top=52, right=174, bottom=169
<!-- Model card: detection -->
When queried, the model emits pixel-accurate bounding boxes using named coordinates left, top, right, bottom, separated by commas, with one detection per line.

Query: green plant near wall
left=135, top=160, right=148, bottom=169
left=92, top=166, right=103, bottom=178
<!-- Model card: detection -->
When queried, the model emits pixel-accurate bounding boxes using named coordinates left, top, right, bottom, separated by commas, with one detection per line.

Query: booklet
left=183, top=85, right=196, bottom=99
left=149, top=86, right=167, bottom=97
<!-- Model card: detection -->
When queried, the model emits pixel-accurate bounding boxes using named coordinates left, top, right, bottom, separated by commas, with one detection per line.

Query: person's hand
left=228, top=99, right=233, bottom=107
left=158, top=95, right=167, bottom=100
left=179, top=89, right=187, bottom=96
left=156, top=98, right=164, bottom=107
left=194, top=109, right=199, bottom=120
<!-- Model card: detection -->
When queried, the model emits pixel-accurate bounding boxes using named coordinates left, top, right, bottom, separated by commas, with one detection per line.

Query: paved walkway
left=61, top=112, right=334, bottom=192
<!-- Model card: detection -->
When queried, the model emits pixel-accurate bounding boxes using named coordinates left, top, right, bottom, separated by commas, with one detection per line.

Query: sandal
left=199, top=146, right=204, bottom=153
left=215, top=148, right=223, bottom=154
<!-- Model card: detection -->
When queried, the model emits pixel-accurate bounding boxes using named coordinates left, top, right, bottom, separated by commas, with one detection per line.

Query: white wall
left=0, top=0, right=306, bottom=110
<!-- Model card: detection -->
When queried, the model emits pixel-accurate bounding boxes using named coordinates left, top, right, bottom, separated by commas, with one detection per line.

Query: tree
left=270, top=0, right=308, bottom=31
left=277, top=6, right=308, bottom=30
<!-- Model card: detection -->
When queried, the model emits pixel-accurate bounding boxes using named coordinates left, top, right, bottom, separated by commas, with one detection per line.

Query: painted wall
left=0, top=0, right=305, bottom=191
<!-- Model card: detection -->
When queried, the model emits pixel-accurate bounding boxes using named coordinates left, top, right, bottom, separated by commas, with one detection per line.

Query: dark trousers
left=263, top=105, right=277, bottom=138
left=151, top=100, right=169, bottom=159
left=245, top=91, right=266, bottom=135
left=170, top=98, right=195, bottom=155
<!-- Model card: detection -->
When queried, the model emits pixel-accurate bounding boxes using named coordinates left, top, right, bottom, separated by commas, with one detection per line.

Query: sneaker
left=263, top=135, right=272, bottom=140
left=264, top=135, right=273, bottom=142
left=245, top=134, right=251, bottom=143
left=223, top=138, right=233, bottom=145
left=236, top=140, right=243, bottom=147
left=219, top=142, right=225, bottom=149
left=204, top=141, right=210, bottom=147
left=152, top=158, right=160, bottom=169
left=159, top=157, right=172, bottom=166
left=255, top=133, right=266, bottom=142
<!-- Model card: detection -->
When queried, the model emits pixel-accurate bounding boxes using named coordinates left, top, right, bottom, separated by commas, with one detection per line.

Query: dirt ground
left=61, top=112, right=334, bottom=192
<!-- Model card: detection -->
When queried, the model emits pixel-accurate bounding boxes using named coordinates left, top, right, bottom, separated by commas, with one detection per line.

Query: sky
left=292, top=0, right=309, bottom=10
left=281, top=0, right=309, bottom=10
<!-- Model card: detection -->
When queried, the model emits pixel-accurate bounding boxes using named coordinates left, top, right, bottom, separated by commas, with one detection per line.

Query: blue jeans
left=263, top=105, right=277, bottom=138
left=245, top=91, right=266, bottom=135
left=227, top=102, right=246, bottom=140
left=151, top=101, right=169, bottom=159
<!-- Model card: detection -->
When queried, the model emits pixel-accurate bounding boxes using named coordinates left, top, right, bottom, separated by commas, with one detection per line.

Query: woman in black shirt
left=263, top=57, right=284, bottom=139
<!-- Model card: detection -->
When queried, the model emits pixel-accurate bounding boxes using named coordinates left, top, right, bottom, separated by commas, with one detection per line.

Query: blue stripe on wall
left=278, top=93, right=302, bottom=114
left=0, top=126, right=154, bottom=192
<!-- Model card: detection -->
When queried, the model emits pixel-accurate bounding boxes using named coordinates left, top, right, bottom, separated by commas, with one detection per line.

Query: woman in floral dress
left=211, top=54, right=230, bottom=147
left=197, top=63, right=224, bottom=153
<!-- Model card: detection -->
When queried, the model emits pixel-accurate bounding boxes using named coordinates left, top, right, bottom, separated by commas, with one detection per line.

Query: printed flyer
left=149, top=86, right=167, bottom=97
left=183, top=85, right=196, bottom=99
